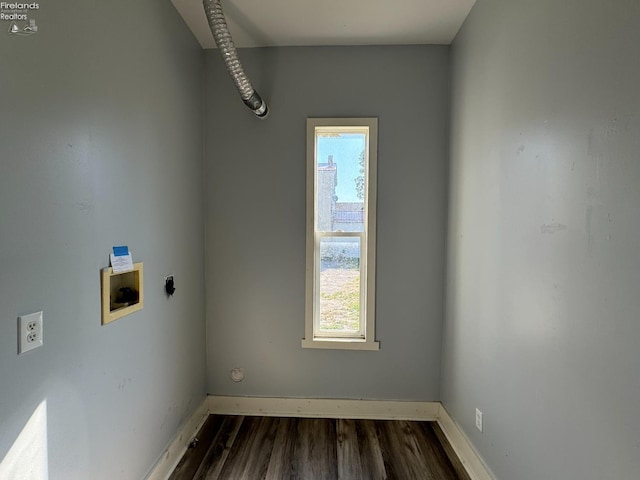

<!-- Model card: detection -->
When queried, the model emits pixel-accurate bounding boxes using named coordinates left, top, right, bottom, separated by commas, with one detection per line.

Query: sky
left=317, top=133, right=365, bottom=203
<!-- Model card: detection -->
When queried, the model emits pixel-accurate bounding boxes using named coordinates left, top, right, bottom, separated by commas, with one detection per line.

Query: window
left=302, top=118, right=379, bottom=350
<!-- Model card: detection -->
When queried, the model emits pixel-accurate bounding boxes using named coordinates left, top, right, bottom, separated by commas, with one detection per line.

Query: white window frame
left=302, top=118, right=379, bottom=351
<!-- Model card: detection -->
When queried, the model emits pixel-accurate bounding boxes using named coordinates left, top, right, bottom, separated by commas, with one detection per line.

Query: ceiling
left=170, top=0, right=477, bottom=49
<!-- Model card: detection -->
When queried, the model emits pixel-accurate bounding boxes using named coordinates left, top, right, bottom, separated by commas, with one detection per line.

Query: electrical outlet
left=475, top=408, right=483, bottom=432
left=18, top=311, right=43, bottom=355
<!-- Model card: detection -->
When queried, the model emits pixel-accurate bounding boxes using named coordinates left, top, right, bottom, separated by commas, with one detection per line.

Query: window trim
left=302, top=117, right=379, bottom=351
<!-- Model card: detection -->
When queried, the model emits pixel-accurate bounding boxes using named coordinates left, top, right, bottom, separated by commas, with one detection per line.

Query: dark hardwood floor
left=169, top=415, right=471, bottom=480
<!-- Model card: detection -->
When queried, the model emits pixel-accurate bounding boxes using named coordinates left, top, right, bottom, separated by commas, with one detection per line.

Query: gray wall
left=205, top=46, right=449, bottom=400
left=0, top=1, right=205, bottom=479
left=443, top=0, right=640, bottom=478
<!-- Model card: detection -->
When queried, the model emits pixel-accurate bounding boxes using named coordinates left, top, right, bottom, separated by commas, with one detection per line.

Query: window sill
left=301, top=338, right=380, bottom=351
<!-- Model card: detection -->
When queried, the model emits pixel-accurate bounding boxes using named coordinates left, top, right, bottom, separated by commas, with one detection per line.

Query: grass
left=319, top=269, right=360, bottom=331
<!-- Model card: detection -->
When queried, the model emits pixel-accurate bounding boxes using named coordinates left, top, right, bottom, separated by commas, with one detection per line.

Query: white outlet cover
left=18, top=311, right=43, bottom=355
left=475, top=408, right=483, bottom=432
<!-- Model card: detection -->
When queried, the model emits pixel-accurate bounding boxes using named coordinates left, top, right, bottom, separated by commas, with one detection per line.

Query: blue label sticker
left=113, top=246, right=129, bottom=257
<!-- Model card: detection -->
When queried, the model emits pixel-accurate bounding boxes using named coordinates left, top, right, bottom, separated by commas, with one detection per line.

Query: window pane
left=318, top=236, right=361, bottom=334
left=316, top=133, right=366, bottom=233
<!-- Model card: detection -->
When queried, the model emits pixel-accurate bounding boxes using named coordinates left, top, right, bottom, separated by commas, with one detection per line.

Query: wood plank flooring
left=169, top=415, right=471, bottom=480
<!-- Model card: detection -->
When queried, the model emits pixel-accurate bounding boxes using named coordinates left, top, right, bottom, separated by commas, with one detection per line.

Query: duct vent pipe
left=203, top=0, right=269, bottom=119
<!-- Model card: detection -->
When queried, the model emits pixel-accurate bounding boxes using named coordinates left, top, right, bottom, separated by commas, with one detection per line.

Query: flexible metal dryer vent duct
left=203, top=0, right=269, bottom=119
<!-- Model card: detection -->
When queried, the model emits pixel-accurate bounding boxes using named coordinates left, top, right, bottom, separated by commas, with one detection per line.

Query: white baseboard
left=208, top=395, right=440, bottom=420
left=149, top=395, right=493, bottom=480
left=437, top=404, right=495, bottom=480
left=145, top=397, right=209, bottom=480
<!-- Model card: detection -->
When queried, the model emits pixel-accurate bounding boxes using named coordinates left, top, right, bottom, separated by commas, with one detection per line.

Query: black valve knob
left=165, top=276, right=175, bottom=296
